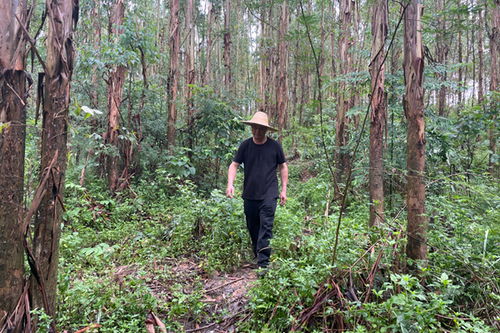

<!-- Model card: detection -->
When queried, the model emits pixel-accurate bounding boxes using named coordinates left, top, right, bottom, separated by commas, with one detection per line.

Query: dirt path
left=144, top=258, right=258, bottom=332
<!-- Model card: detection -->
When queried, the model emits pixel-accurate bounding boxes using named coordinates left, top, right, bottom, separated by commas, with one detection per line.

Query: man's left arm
left=278, top=163, right=288, bottom=205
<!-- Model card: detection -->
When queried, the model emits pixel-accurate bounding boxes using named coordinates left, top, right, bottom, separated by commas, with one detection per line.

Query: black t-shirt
left=233, top=137, right=286, bottom=200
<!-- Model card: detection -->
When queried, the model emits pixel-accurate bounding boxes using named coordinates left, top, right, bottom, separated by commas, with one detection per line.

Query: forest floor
left=135, top=257, right=258, bottom=332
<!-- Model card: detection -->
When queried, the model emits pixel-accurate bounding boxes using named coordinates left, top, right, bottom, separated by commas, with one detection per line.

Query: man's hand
left=226, top=162, right=240, bottom=199
left=226, top=185, right=235, bottom=198
left=280, top=190, right=287, bottom=206
left=278, top=163, right=288, bottom=206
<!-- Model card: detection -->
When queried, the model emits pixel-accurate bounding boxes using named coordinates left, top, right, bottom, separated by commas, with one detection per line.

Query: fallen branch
left=185, top=322, right=217, bottom=332
left=205, top=277, right=244, bottom=294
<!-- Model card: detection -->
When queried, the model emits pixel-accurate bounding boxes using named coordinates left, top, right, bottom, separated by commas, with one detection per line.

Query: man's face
left=251, top=124, right=268, bottom=140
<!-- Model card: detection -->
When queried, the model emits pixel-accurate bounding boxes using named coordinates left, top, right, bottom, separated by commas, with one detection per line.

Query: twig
left=5, top=82, right=26, bottom=106
left=15, top=14, right=47, bottom=72
left=185, top=322, right=217, bottom=332
left=205, top=277, right=244, bottom=293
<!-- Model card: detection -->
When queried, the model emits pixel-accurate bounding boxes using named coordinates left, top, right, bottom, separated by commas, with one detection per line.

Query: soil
left=143, top=258, right=258, bottom=332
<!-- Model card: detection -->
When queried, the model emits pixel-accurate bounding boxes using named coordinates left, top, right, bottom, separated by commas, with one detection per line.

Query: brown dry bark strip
left=0, top=282, right=29, bottom=332
left=22, top=151, right=58, bottom=235
left=364, top=250, right=384, bottom=303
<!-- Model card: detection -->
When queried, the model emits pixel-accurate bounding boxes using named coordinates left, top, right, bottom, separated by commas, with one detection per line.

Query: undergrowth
left=55, top=165, right=499, bottom=332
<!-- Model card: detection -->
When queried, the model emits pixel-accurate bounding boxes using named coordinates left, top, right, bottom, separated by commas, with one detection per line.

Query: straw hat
left=241, top=112, right=277, bottom=131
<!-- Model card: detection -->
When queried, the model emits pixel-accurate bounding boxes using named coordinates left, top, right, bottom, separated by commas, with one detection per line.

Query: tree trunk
left=478, top=9, right=484, bottom=104
left=0, top=0, right=28, bottom=326
left=489, top=0, right=499, bottom=176
left=203, top=1, right=215, bottom=86
left=458, top=27, right=463, bottom=105
left=330, top=0, right=337, bottom=80
left=260, top=5, right=267, bottom=112
left=403, top=0, right=427, bottom=261
left=223, top=0, right=232, bottom=91
left=167, top=0, right=180, bottom=150
left=31, top=0, right=78, bottom=318
left=90, top=1, right=101, bottom=109
left=368, top=0, right=387, bottom=227
left=436, top=0, right=449, bottom=116
left=105, top=0, right=126, bottom=192
left=335, top=0, right=355, bottom=201
left=276, top=0, right=289, bottom=140
left=185, top=0, right=195, bottom=152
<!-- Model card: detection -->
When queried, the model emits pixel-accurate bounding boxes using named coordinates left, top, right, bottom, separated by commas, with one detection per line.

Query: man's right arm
left=226, top=161, right=240, bottom=198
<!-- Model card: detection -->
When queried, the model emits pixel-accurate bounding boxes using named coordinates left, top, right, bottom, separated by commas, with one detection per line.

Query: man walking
left=226, top=112, right=288, bottom=270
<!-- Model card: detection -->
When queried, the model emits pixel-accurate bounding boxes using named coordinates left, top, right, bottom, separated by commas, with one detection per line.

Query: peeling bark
left=105, top=0, right=126, bottom=192
left=31, top=0, right=78, bottom=317
left=335, top=0, right=355, bottom=201
left=0, top=2, right=29, bottom=326
left=369, top=0, right=387, bottom=227
left=404, top=0, right=427, bottom=261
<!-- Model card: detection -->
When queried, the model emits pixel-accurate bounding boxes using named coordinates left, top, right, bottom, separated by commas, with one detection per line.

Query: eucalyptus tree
left=31, top=0, right=78, bottom=319
left=335, top=0, right=355, bottom=201
left=277, top=0, right=289, bottom=139
left=223, top=0, right=232, bottom=91
left=433, top=0, right=451, bottom=116
left=0, top=0, right=29, bottom=328
left=167, top=0, right=180, bottom=150
left=403, top=0, right=428, bottom=261
left=105, top=0, right=127, bottom=191
left=368, top=0, right=388, bottom=227
left=488, top=0, right=499, bottom=176
left=203, top=1, right=216, bottom=86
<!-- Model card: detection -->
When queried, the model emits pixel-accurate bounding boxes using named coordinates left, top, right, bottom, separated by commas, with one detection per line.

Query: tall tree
left=457, top=21, right=463, bottom=105
left=31, top=0, right=78, bottom=317
left=403, top=0, right=428, bottom=261
left=90, top=1, right=102, bottom=109
left=368, top=0, right=388, bottom=227
left=436, top=0, right=449, bottom=116
left=185, top=0, right=195, bottom=150
left=203, top=1, right=215, bottom=86
left=167, top=0, right=180, bottom=150
left=478, top=8, right=484, bottom=104
left=105, top=0, right=126, bottom=191
left=276, top=0, right=289, bottom=140
left=0, top=0, right=29, bottom=327
left=223, top=0, right=232, bottom=90
left=335, top=0, right=355, bottom=201
left=488, top=0, right=499, bottom=175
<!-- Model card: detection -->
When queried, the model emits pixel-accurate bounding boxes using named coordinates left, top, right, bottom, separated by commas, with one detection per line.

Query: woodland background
left=0, top=0, right=498, bottom=332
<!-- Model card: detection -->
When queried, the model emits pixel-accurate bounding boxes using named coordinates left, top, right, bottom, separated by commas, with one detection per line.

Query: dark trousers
left=244, top=198, right=277, bottom=268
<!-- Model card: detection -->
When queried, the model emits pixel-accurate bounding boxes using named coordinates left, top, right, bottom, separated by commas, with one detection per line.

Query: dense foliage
left=50, top=156, right=498, bottom=332
left=2, top=0, right=498, bottom=331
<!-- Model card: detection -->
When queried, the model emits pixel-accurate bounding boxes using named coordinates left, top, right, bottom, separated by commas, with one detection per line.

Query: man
left=226, top=111, right=288, bottom=270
